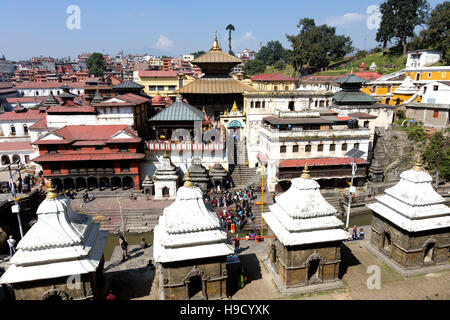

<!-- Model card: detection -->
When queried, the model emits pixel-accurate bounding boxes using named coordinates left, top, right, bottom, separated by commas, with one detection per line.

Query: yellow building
left=361, top=66, right=450, bottom=106
left=250, top=73, right=298, bottom=91
left=133, top=70, right=195, bottom=98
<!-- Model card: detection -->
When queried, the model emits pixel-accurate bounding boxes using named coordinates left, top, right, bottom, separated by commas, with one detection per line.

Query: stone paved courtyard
left=111, top=234, right=450, bottom=300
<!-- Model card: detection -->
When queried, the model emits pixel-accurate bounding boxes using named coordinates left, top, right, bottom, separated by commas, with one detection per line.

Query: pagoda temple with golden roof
left=177, top=31, right=256, bottom=120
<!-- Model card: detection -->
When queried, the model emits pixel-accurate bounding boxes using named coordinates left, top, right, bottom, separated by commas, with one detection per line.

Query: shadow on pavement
left=338, top=242, right=361, bottom=279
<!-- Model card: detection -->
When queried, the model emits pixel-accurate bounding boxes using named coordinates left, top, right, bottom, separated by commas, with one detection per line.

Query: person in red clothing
left=106, top=290, right=116, bottom=300
left=234, top=236, right=240, bottom=254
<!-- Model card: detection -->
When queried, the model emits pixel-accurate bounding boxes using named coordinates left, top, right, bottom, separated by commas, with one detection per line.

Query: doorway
left=307, top=259, right=321, bottom=283
left=187, top=275, right=203, bottom=299
left=162, top=187, right=170, bottom=198
left=383, top=232, right=391, bottom=254
left=423, top=243, right=435, bottom=265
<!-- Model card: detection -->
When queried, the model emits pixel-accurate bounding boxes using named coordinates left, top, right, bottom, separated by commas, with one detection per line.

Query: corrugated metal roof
left=192, top=50, right=242, bottom=64
left=177, top=78, right=256, bottom=94
left=150, top=95, right=204, bottom=122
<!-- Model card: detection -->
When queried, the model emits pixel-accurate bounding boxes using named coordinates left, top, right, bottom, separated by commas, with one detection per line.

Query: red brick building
left=33, top=125, right=145, bottom=191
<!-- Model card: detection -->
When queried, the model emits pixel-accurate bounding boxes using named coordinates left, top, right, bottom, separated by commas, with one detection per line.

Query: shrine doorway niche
left=42, top=286, right=72, bottom=301
left=111, top=177, right=121, bottom=190
left=99, top=177, right=110, bottom=191
left=187, top=275, right=203, bottom=299
left=75, top=177, right=86, bottom=191
left=87, top=177, right=98, bottom=191
left=383, top=232, right=391, bottom=255
left=1, top=155, right=10, bottom=165
left=162, top=187, right=170, bottom=198
left=63, top=178, right=75, bottom=191
left=123, top=176, right=133, bottom=190
left=423, top=242, right=436, bottom=265
left=52, top=178, right=63, bottom=191
left=306, top=253, right=323, bottom=284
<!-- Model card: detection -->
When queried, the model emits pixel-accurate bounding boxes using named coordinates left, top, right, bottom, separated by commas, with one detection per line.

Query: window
left=95, top=146, right=104, bottom=150
left=73, top=146, right=81, bottom=151
left=50, top=165, right=60, bottom=174
left=119, top=145, right=128, bottom=152
left=443, top=72, right=447, bottom=78
left=255, top=101, right=261, bottom=108
left=280, top=146, right=286, bottom=153
left=149, top=86, right=156, bottom=91
left=372, top=86, right=376, bottom=94
left=416, top=73, right=420, bottom=81
left=315, top=101, right=318, bottom=107
left=274, top=86, right=278, bottom=91
left=23, top=125, right=28, bottom=135
left=385, top=98, right=390, bottom=104
left=57, top=91, right=60, bottom=95
left=330, top=144, right=336, bottom=151
left=305, top=145, right=311, bottom=153
left=293, top=145, right=299, bottom=152
left=354, top=143, right=360, bottom=150
left=120, top=161, right=130, bottom=172
left=364, top=121, right=370, bottom=128
left=35, top=91, right=39, bottom=96
left=433, top=85, right=439, bottom=91
left=157, top=86, right=165, bottom=91
left=168, top=85, right=176, bottom=91
left=288, top=101, right=294, bottom=111
left=428, top=72, right=432, bottom=78
left=318, top=144, right=324, bottom=152
left=285, top=86, right=289, bottom=91
left=342, top=143, right=348, bottom=151
left=48, top=146, right=58, bottom=154
left=423, top=86, right=427, bottom=94
left=250, top=101, right=254, bottom=108
left=262, top=101, right=266, bottom=108
left=319, top=100, right=324, bottom=107
left=387, top=85, right=392, bottom=94
left=10, top=126, right=16, bottom=136
left=433, top=110, right=439, bottom=118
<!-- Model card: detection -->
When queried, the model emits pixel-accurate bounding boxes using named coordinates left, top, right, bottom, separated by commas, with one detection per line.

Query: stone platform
left=365, top=242, right=450, bottom=277
left=104, top=245, right=155, bottom=300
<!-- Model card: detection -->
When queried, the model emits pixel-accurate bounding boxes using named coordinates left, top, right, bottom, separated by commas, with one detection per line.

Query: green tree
left=377, top=0, right=430, bottom=56
left=423, top=131, right=450, bottom=181
left=256, top=40, right=287, bottom=66
left=243, top=59, right=266, bottom=76
left=226, top=24, right=235, bottom=54
left=191, top=51, right=206, bottom=59
left=86, top=52, right=105, bottom=77
left=286, top=18, right=353, bottom=77
left=418, top=1, right=450, bottom=63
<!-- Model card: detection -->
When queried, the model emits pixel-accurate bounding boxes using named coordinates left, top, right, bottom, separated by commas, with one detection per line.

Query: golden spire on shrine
left=413, top=154, right=424, bottom=171
left=46, top=179, right=58, bottom=199
left=163, top=150, right=169, bottom=158
left=231, top=101, right=238, bottom=111
left=210, top=30, right=222, bottom=51
left=184, top=170, right=194, bottom=187
left=301, top=163, right=311, bottom=179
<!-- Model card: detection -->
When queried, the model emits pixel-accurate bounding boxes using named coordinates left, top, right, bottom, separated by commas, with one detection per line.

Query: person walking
left=119, top=235, right=130, bottom=261
left=234, top=236, right=240, bottom=254
left=106, top=290, right=116, bottom=300
left=7, top=235, right=16, bottom=256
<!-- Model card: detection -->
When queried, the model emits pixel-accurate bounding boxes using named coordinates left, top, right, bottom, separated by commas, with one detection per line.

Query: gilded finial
left=163, top=150, right=169, bottom=158
left=184, top=170, right=194, bottom=187
left=413, top=154, right=423, bottom=171
left=210, top=30, right=222, bottom=51
left=231, top=101, right=238, bottom=111
left=46, top=179, right=58, bottom=199
left=301, top=163, right=310, bottom=179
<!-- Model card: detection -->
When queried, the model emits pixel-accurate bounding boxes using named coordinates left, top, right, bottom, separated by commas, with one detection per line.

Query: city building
left=406, top=50, right=442, bottom=69
left=366, top=155, right=450, bottom=276
left=237, top=49, right=257, bottom=61
left=32, top=125, right=145, bottom=191
left=153, top=172, right=233, bottom=299
left=251, top=73, right=298, bottom=91
left=14, top=82, right=85, bottom=98
left=133, top=70, right=194, bottom=98
left=0, top=180, right=108, bottom=300
left=263, top=165, right=350, bottom=294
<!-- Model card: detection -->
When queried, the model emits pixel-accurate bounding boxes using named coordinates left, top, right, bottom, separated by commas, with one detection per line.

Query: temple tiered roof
left=0, top=181, right=107, bottom=284
left=263, top=165, right=349, bottom=246
left=153, top=172, right=233, bottom=263
left=367, top=155, right=450, bottom=232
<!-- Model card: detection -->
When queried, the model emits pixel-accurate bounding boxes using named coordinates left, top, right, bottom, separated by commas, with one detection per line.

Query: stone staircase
left=230, top=165, right=258, bottom=190
left=78, top=208, right=163, bottom=234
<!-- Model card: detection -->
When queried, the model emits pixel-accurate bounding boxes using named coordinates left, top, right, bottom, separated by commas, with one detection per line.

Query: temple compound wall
left=370, top=214, right=450, bottom=269
left=266, top=228, right=341, bottom=287
left=159, top=257, right=227, bottom=300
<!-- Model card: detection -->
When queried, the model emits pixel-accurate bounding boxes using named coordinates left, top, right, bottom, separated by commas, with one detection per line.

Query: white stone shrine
left=0, top=180, right=108, bottom=300
left=152, top=151, right=179, bottom=199
left=153, top=171, right=233, bottom=299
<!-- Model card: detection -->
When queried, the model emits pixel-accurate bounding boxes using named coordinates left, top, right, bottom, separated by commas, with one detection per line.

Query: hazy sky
left=1, top=0, right=444, bottom=60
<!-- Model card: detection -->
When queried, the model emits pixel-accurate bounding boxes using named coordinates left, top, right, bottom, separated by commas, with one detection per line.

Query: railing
left=260, top=125, right=371, bottom=140
left=145, top=141, right=225, bottom=151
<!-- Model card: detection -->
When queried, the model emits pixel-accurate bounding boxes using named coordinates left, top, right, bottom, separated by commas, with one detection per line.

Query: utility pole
left=345, top=159, right=357, bottom=230
left=8, top=163, right=24, bottom=239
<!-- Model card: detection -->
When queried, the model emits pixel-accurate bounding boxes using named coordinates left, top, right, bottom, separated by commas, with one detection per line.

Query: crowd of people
left=204, top=185, right=257, bottom=233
